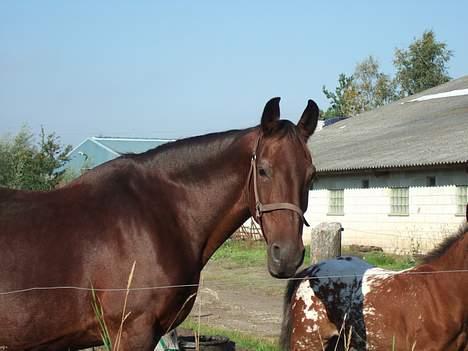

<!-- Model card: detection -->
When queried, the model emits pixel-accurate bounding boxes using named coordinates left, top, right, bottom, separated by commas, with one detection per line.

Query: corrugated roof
left=91, top=137, right=174, bottom=155
left=308, top=76, right=468, bottom=173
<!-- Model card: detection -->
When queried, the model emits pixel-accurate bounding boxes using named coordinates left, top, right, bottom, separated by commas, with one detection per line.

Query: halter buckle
left=256, top=202, right=262, bottom=219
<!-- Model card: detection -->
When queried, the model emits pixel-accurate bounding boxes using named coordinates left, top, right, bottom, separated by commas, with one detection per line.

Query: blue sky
left=1, top=1, right=467, bottom=146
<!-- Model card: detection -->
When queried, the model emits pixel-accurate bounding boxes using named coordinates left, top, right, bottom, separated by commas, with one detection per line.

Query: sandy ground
left=185, top=259, right=289, bottom=341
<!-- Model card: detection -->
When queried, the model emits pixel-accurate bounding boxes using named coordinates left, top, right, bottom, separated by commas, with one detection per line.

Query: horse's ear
left=297, top=99, right=319, bottom=141
left=261, top=97, right=281, bottom=133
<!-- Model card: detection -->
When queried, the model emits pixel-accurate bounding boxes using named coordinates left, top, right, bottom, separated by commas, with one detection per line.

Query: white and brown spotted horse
left=281, top=209, right=468, bottom=350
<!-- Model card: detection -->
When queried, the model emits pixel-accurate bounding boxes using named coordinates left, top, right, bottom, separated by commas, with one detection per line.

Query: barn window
left=390, top=187, right=409, bottom=216
left=456, top=186, right=468, bottom=216
left=362, top=179, right=369, bottom=188
left=426, top=176, right=436, bottom=187
left=328, top=189, right=344, bottom=215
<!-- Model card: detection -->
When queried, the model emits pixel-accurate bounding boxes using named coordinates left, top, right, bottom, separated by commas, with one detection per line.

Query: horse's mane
left=117, top=120, right=305, bottom=170
left=421, top=222, right=468, bottom=264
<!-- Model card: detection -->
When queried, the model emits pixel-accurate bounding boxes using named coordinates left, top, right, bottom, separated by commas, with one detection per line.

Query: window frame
left=426, top=176, right=436, bottom=187
left=328, top=189, right=344, bottom=216
left=389, top=187, right=409, bottom=216
left=456, top=185, right=468, bottom=216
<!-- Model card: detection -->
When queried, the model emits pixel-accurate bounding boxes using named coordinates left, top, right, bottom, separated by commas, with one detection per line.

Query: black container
left=178, top=335, right=234, bottom=351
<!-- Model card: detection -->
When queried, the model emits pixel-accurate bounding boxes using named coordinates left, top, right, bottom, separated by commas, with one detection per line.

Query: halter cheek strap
left=248, top=134, right=310, bottom=227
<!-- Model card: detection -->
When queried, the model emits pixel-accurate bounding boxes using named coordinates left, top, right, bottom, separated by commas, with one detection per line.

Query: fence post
left=310, top=222, right=343, bottom=264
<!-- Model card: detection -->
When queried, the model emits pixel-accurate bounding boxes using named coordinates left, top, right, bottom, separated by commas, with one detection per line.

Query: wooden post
left=310, top=222, right=343, bottom=264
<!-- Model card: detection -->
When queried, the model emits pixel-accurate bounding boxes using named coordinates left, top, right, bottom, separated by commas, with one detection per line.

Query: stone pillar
left=310, top=222, right=343, bottom=264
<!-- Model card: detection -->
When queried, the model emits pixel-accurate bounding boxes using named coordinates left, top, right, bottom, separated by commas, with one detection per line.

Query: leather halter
left=248, top=133, right=310, bottom=227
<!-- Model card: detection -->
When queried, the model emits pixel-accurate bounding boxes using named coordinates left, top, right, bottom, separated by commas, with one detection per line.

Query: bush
left=0, top=126, right=72, bottom=191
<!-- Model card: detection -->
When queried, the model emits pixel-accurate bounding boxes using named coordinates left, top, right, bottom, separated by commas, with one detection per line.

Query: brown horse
left=281, top=218, right=468, bottom=350
left=0, top=98, right=319, bottom=350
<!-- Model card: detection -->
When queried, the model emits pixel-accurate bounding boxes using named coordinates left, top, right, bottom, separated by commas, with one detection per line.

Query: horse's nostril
left=271, top=243, right=281, bottom=263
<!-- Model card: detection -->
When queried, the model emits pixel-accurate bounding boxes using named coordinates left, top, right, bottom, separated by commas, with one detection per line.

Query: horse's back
left=0, top=171, right=145, bottom=288
left=0, top=168, right=157, bottom=348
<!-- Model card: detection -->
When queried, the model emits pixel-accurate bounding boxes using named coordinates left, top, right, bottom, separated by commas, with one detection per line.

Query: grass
left=90, top=261, right=136, bottom=351
left=211, top=240, right=269, bottom=266
left=212, top=239, right=414, bottom=271
left=362, top=251, right=415, bottom=270
left=342, top=247, right=416, bottom=270
left=181, top=319, right=280, bottom=351
left=194, top=240, right=415, bottom=350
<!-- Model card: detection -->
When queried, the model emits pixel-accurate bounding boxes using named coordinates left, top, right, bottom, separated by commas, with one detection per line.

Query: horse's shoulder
left=0, top=186, right=18, bottom=200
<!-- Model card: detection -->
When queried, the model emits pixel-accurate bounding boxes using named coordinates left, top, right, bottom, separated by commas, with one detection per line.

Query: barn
left=66, top=136, right=174, bottom=175
left=305, top=76, right=468, bottom=252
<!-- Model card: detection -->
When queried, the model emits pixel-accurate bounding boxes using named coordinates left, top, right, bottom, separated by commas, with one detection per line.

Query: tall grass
left=91, top=287, right=112, bottom=351
left=91, top=261, right=136, bottom=351
left=113, top=261, right=136, bottom=351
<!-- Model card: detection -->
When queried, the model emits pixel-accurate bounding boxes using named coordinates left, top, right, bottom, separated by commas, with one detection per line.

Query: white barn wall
left=304, top=185, right=466, bottom=253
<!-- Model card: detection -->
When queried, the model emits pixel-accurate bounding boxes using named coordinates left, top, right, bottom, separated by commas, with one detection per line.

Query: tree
left=322, top=73, right=360, bottom=118
left=0, top=127, right=72, bottom=191
left=322, top=57, right=397, bottom=118
left=353, top=56, right=397, bottom=109
left=394, top=30, right=452, bottom=96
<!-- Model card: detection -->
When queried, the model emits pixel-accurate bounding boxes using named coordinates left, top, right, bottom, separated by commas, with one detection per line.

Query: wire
left=0, top=283, right=198, bottom=296
left=1, top=269, right=466, bottom=296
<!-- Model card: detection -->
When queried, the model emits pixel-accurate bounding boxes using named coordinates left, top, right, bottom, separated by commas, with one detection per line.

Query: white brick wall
left=304, top=186, right=466, bottom=253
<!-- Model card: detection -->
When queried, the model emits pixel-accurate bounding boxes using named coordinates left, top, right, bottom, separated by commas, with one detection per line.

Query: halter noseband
left=248, top=133, right=310, bottom=227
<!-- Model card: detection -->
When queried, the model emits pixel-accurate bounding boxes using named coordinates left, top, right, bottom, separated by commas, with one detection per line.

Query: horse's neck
left=427, top=232, right=468, bottom=271
left=149, top=129, right=258, bottom=266
left=429, top=232, right=468, bottom=309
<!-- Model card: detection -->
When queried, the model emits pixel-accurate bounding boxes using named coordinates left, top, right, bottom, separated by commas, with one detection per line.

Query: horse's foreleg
left=109, top=313, right=158, bottom=351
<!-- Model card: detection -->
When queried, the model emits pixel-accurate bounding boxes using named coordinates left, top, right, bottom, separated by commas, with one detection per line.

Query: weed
left=90, top=261, right=136, bottom=351
left=91, top=286, right=112, bottom=351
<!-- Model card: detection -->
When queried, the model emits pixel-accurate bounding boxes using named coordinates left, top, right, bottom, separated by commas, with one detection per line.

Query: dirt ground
left=185, top=259, right=288, bottom=341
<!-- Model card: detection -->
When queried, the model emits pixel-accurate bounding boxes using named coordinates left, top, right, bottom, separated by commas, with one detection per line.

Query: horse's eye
left=259, top=168, right=267, bottom=177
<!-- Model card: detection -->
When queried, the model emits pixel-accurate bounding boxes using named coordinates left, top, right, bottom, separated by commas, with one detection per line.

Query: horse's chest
left=156, top=277, right=200, bottom=331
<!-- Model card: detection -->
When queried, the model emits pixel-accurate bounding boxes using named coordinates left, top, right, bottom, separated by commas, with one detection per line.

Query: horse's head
left=249, top=97, right=319, bottom=278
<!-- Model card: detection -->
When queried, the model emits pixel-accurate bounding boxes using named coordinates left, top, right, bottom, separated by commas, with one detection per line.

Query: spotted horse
left=281, top=214, right=468, bottom=350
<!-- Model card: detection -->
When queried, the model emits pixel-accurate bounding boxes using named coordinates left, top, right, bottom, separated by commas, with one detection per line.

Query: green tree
left=322, top=57, right=398, bottom=118
left=394, top=30, right=452, bottom=96
left=0, top=126, right=72, bottom=191
left=353, top=56, right=397, bottom=109
left=322, top=73, right=360, bottom=118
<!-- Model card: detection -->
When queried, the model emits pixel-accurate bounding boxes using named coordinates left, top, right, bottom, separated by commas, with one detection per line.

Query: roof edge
left=316, top=160, right=468, bottom=175
left=89, top=138, right=121, bottom=156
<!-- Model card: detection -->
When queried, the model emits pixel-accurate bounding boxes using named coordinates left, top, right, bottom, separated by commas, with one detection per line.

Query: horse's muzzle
left=267, top=243, right=305, bottom=278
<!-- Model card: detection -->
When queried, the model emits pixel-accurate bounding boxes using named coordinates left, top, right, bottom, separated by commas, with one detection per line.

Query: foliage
left=353, top=56, right=398, bottom=109
left=322, top=30, right=453, bottom=116
left=91, top=286, right=113, bottom=351
left=394, top=30, right=452, bottom=96
left=0, top=126, right=72, bottom=190
left=322, top=74, right=360, bottom=118
left=322, top=57, right=398, bottom=118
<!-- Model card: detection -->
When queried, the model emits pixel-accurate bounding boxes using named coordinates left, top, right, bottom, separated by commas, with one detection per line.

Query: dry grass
left=91, top=261, right=136, bottom=351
